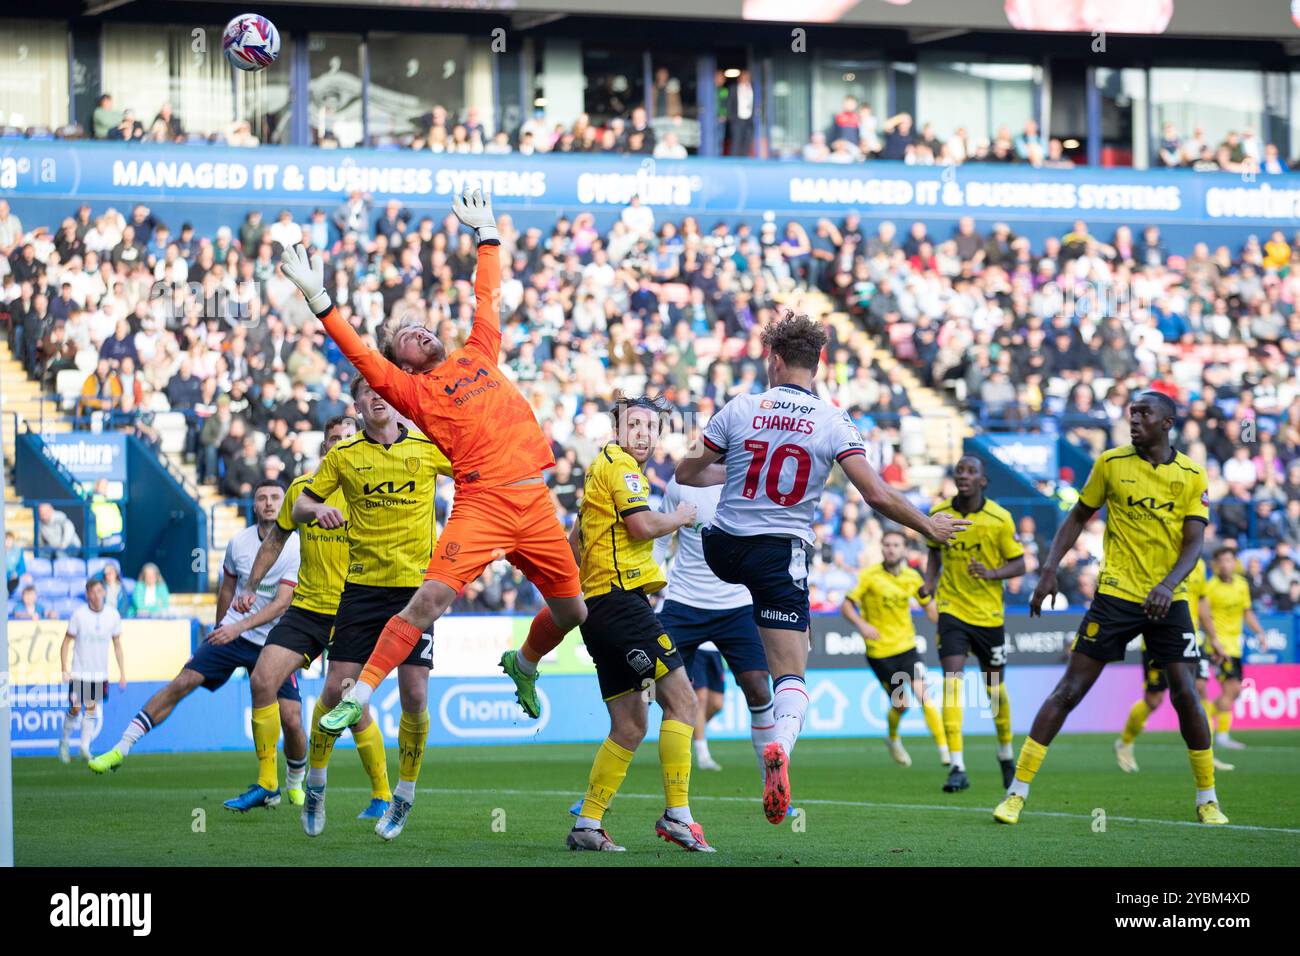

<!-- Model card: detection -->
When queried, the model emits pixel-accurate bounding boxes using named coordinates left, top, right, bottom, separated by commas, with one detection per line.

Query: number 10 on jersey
left=742, top=440, right=812, bottom=506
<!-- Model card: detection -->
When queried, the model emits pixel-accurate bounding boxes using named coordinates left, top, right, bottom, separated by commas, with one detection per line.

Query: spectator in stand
left=831, top=95, right=860, bottom=147
left=880, top=113, right=916, bottom=161
left=77, top=358, right=122, bottom=418
left=221, top=436, right=263, bottom=498
left=5, top=530, right=27, bottom=592
left=96, top=561, right=131, bottom=616
left=128, top=562, right=171, bottom=618
left=37, top=502, right=82, bottom=558
left=654, top=131, right=688, bottom=159
left=10, top=585, right=57, bottom=620
left=725, top=70, right=756, bottom=157
left=92, top=94, right=120, bottom=140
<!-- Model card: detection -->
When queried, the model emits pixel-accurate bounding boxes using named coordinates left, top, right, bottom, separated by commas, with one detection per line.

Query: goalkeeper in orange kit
left=278, top=188, right=587, bottom=731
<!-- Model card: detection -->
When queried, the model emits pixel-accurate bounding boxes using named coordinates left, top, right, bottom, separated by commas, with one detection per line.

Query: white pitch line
left=19, top=780, right=1300, bottom=836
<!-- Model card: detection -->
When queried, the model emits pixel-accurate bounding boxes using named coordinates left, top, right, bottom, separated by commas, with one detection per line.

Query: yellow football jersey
left=579, top=442, right=665, bottom=598
left=1078, top=445, right=1210, bottom=605
left=845, top=562, right=930, bottom=659
left=1206, top=573, right=1252, bottom=658
left=927, top=497, right=1023, bottom=627
left=304, top=424, right=452, bottom=589
left=277, top=471, right=350, bottom=616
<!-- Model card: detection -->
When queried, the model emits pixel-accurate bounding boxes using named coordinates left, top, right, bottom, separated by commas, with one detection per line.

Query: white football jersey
left=702, top=384, right=865, bottom=545
left=654, top=479, right=752, bottom=610
left=66, top=604, right=123, bottom=680
left=219, top=523, right=300, bottom=647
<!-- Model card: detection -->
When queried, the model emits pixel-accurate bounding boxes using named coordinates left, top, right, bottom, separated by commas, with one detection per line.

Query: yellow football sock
left=352, top=719, right=391, bottom=801
left=309, top=698, right=339, bottom=770
left=251, top=703, right=280, bottom=791
left=1014, top=737, right=1049, bottom=784
left=1188, top=748, right=1215, bottom=791
left=921, top=699, right=947, bottom=749
left=887, top=707, right=902, bottom=740
left=659, top=719, right=693, bottom=809
left=1120, top=698, right=1151, bottom=745
left=992, top=681, right=1013, bottom=747
left=942, top=675, right=964, bottom=755
left=398, top=710, right=429, bottom=785
left=1202, top=696, right=1216, bottom=735
left=1216, top=708, right=1232, bottom=736
left=580, top=737, right=635, bottom=822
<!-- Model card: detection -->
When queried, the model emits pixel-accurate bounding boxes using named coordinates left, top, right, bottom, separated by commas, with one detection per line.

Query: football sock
left=659, top=718, right=693, bottom=820
left=398, top=709, right=429, bottom=799
left=356, top=615, right=422, bottom=696
left=61, top=714, right=78, bottom=746
left=579, top=737, right=634, bottom=824
left=992, top=681, right=1013, bottom=749
left=1121, top=698, right=1151, bottom=745
left=80, top=709, right=99, bottom=754
left=772, top=674, right=809, bottom=756
left=921, top=699, right=947, bottom=750
left=352, top=719, right=391, bottom=801
left=1216, top=708, right=1233, bottom=736
left=395, top=707, right=431, bottom=796
left=251, top=703, right=281, bottom=791
left=1008, top=736, right=1048, bottom=798
left=887, top=707, right=902, bottom=740
left=693, top=738, right=713, bottom=763
left=115, top=710, right=153, bottom=756
left=285, top=755, right=306, bottom=792
left=1188, top=748, right=1217, bottom=805
left=309, top=698, right=339, bottom=772
left=519, top=605, right=566, bottom=673
left=749, top=699, right=776, bottom=778
left=942, top=675, right=964, bottom=760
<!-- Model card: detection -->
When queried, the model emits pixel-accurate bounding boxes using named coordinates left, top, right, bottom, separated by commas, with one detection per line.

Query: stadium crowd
left=3, top=179, right=1300, bottom=614
left=57, top=85, right=1296, bottom=173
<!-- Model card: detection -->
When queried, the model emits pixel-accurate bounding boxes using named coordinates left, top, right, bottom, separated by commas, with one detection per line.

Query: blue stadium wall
left=5, top=142, right=1298, bottom=254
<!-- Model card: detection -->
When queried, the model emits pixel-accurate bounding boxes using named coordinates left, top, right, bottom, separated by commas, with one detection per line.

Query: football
left=222, top=13, right=281, bottom=72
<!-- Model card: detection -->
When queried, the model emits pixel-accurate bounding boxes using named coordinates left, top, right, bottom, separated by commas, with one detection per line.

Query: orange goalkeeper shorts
left=425, top=481, right=581, bottom=599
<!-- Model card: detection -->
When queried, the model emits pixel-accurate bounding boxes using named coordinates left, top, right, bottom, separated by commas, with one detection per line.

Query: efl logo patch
left=626, top=649, right=653, bottom=674
left=1201, top=490, right=1210, bottom=506
left=623, top=473, right=644, bottom=494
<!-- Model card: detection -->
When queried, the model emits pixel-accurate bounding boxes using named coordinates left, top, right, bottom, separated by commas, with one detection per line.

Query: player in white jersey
left=59, top=578, right=124, bottom=763
left=677, top=312, right=969, bottom=823
left=655, top=479, right=774, bottom=775
left=89, top=480, right=304, bottom=783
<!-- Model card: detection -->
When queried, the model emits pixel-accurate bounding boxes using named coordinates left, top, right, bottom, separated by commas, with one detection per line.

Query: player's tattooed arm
left=210, top=582, right=294, bottom=646
left=1146, top=517, right=1205, bottom=621
left=234, top=523, right=293, bottom=614
left=1029, top=500, right=1097, bottom=617
left=675, top=438, right=725, bottom=487
left=841, top=454, right=969, bottom=545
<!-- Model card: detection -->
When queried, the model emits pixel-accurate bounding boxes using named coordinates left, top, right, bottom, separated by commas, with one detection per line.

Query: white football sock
left=693, top=739, right=712, bottom=762
left=116, top=710, right=153, bottom=756
left=1008, top=778, right=1030, bottom=798
left=1196, top=787, right=1218, bottom=806
left=514, top=648, right=538, bottom=676
left=665, top=805, right=694, bottom=825
left=61, top=714, right=78, bottom=745
left=950, top=750, right=966, bottom=771
left=393, top=779, right=416, bottom=803
left=80, top=710, right=98, bottom=753
left=286, top=757, right=306, bottom=791
left=575, top=816, right=602, bottom=829
left=997, top=742, right=1014, bottom=761
left=771, top=675, right=809, bottom=757
left=749, top=699, right=776, bottom=779
left=307, top=768, right=327, bottom=789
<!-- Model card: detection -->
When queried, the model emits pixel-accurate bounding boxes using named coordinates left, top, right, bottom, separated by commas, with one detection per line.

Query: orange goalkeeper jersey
left=317, top=241, right=555, bottom=492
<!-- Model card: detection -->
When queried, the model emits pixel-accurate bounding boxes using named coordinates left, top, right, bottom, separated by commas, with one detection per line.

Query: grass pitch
left=14, top=731, right=1300, bottom=866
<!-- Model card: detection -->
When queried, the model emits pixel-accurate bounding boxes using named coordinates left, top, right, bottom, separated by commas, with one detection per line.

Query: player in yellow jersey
left=922, top=455, right=1025, bottom=793
left=841, top=529, right=947, bottom=768
left=1115, top=557, right=1232, bottom=772
left=291, top=377, right=452, bottom=840
left=1206, top=546, right=1268, bottom=751
left=227, top=415, right=398, bottom=820
left=567, top=396, right=712, bottom=853
left=997, top=391, right=1229, bottom=826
